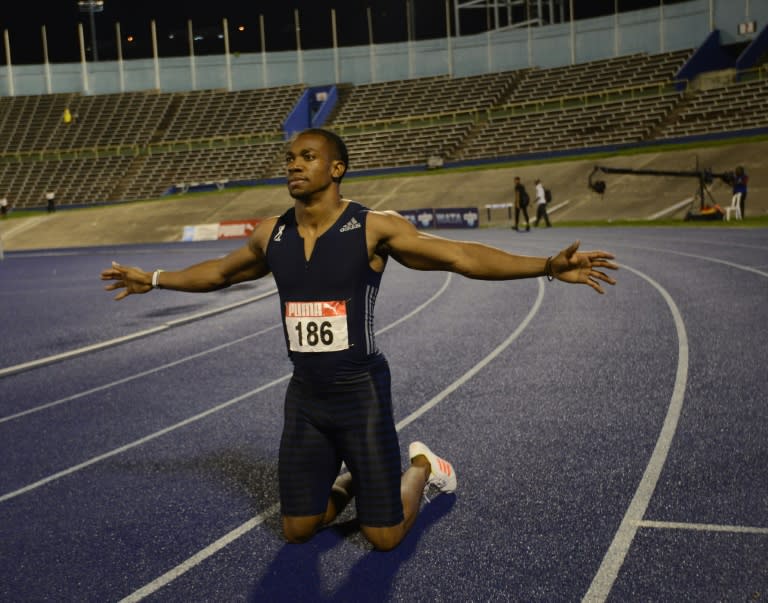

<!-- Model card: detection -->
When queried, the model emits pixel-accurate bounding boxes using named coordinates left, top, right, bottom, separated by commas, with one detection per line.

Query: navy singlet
left=266, top=201, right=404, bottom=527
left=266, top=200, right=385, bottom=382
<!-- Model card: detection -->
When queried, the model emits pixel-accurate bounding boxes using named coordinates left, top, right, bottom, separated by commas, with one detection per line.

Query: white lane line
left=0, top=374, right=293, bottom=504
left=634, top=520, right=768, bottom=535
left=0, top=275, right=454, bottom=502
left=119, top=277, right=545, bottom=602
left=666, top=249, right=768, bottom=278
left=598, top=243, right=768, bottom=279
left=1, top=276, right=454, bottom=423
left=0, top=324, right=282, bottom=424
left=0, top=325, right=168, bottom=378
left=584, top=264, right=689, bottom=602
left=119, top=503, right=283, bottom=603
left=376, top=273, right=453, bottom=336
left=0, top=289, right=278, bottom=378
left=396, top=277, right=545, bottom=430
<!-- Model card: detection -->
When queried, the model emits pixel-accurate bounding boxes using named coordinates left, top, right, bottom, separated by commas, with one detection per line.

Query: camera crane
left=588, top=163, right=734, bottom=210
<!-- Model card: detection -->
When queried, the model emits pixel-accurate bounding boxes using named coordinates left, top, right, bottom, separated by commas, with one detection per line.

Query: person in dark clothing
left=101, top=128, right=617, bottom=552
left=731, top=166, right=748, bottom=218
left=512, top=176, right=531, bottom=232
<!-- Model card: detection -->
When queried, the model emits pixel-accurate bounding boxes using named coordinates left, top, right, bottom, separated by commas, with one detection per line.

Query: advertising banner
left=217, top=219, right=261, bottom=239
left=433, top=207, right=479, bottom=228
left=397, top=209, right=436, bottom=229
left=397, top=207, right=479, bottom=229
left=182, top=223, right=220, bottom=241
left=182, top=219, right=261, bottom=241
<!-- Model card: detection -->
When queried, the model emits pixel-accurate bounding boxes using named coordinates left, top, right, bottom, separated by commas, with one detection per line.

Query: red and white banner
left=182, top=219, right=261, bottom=241
left=217, top=219, right=261, bottom=239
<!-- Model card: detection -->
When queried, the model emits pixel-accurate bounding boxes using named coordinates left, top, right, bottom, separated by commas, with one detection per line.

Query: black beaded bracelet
left=544, top=256, right=554, bottom=282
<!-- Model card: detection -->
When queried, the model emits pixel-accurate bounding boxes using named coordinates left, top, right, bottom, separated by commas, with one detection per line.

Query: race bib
left=285, top=300, right=350, bottom=353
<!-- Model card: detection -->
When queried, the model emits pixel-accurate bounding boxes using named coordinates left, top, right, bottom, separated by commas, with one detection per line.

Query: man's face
left=284, top=133, right=344, bottom=200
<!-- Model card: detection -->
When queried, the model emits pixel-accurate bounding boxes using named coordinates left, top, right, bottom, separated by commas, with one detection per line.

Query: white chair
left=725, top=193, right=742, bottom=221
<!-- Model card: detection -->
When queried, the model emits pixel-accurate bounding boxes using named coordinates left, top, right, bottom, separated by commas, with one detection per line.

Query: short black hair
left=297, top=128, right=349, bottom=183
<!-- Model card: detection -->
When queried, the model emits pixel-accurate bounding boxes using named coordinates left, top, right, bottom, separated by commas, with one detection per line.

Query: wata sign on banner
left=397, top=207, right=479, bottom=229
left=398, top=209, right=436, bottom=229
left=433, top=207, right=479, bottom=228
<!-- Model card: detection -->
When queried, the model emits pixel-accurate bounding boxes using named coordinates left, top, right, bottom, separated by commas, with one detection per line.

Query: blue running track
left=1, top=228, right=766, bottom=602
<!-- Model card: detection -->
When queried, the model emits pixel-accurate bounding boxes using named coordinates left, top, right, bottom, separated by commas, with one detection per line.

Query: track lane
left=1, top=229, right=766, bottom=602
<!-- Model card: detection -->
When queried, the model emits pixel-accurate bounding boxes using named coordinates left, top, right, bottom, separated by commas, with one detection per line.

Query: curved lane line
left=119, top=277, right=545, bottom=602
left=0, top=289, right=279, bottom=378
left=635, top=519, right=768, bottom=535
left=0, top=324, right=283, bottom=424
left=601, top=243, right=768, bottom=279
left=2, top=274, right=456, bottom=422
left=0, top=275, right=454, bottom=503
left=661, top=248, right=768, bottom=278
left=583, top=264, right=689, bottom=602
left=396, top=276, right=545, bottom=430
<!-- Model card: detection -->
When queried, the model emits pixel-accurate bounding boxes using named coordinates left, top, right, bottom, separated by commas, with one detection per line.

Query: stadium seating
left=507, top=50, right=690, bottom=104
left=3, top=46, right=764, bottom=211
left=654, top=72, right=768, bottom=139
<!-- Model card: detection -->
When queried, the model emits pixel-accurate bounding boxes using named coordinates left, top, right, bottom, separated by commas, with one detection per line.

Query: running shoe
left=409, top=441, right=457, bottom=493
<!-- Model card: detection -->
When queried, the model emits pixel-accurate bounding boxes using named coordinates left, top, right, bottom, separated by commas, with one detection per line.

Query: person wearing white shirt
left=534, top=179, right=551, bottom=227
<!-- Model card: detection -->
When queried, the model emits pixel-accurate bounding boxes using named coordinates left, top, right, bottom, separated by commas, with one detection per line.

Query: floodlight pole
left=89, top=8, right=97, bottom=60
left=78, top=1, right=104, bottom=62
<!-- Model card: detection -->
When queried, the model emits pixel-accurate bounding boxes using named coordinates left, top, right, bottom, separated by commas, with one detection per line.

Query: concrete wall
left=2, top=0, right=765, bottom=97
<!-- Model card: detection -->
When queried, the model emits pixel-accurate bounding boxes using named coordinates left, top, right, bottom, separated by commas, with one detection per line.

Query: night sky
left=1, top=1, right=686, bottom=64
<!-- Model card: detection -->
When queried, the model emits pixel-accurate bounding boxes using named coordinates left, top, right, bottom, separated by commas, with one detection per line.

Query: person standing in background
left=731, top=166, right=748, bottom=218
left=512, top=177, right=531, bottom=232
left=45, top=192, right=56, bottom=213
left=534, top=179, right=551, bottom=228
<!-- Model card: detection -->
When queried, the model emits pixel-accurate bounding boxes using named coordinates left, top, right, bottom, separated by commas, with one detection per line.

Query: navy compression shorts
left=278, top=356, right=404, bottom=527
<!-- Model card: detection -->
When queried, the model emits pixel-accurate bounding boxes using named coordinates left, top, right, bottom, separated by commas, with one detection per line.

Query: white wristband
left=151, top=269, right=164, bottom=289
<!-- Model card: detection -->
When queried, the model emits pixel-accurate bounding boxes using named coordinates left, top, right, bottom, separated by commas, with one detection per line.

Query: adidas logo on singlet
left=339, top=217, right=361, bottom=232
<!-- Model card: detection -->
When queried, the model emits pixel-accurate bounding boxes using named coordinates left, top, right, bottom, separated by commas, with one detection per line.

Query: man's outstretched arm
left=101, top=220, right=274, bottom=300
left=370, top=211, right=617, bottom=294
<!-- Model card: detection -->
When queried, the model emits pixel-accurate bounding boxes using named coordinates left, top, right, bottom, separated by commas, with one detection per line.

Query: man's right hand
left=101, top=261, right=152, bottom=300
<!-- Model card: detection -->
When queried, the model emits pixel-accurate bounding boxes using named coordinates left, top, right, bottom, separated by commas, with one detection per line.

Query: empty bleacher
left=1, top=47, right=762, bottom=211
left=324, top=50, right=692, bottom=168
left=329, top=71, right=524, bottom=127
left=507, top=50, right=691, bottom=105
left=654, top=70, right=768, bottom=139
left=119, top=140, right=288, bottom=201
left=156, top=86, right=303, bottom=142
left=0, top=86, right=303, bottom=209
left=0, top=156, right=134, bottom=209
left=453, top=88, right=683, bottom=160
left=0, top=92, right=175, bottom=154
